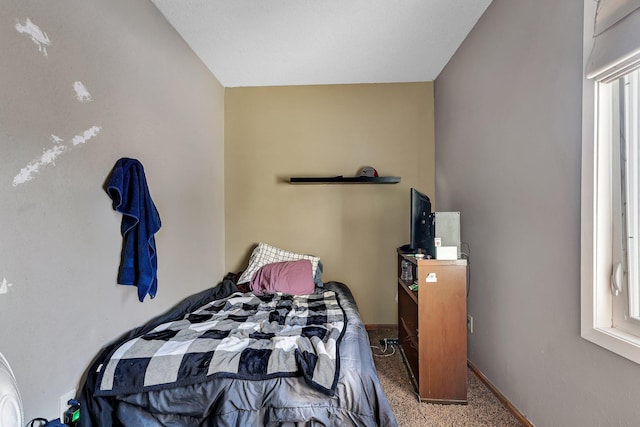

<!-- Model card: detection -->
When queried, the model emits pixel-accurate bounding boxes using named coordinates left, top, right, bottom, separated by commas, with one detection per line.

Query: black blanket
left=95, top=289, right=345, bottom=397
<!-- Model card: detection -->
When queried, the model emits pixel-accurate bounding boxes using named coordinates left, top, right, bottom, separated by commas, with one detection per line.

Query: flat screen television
left=410, top=188, right=434, bottom=256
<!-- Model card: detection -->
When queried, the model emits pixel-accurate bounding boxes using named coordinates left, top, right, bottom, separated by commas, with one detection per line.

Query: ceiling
left=150, top=0, right=492, bottom=88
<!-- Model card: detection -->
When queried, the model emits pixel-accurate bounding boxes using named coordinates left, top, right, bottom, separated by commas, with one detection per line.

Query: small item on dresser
left=435, top=246, right=458, bottom=260
left=401, top=259, right=413, bottom=283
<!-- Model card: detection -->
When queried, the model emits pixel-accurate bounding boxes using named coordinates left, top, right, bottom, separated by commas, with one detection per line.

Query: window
left=581, top=0, right=640, bottom=363
left=610, top=69, right=640, bottom=335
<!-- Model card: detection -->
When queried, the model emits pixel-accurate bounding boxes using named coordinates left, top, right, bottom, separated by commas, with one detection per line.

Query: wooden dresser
left=397, top=249, right=468, bottom=403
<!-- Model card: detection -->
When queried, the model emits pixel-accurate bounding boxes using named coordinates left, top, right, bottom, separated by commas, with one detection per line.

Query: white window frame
left=581, top=0, right=640, bottom=364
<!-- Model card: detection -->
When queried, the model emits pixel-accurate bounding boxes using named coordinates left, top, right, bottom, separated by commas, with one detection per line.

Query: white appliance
left=0, top=352, right=24, bottom=427
left=433, top=211, right=461, bottom=259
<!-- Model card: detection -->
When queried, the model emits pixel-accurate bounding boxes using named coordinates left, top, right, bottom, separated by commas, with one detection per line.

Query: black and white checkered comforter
left=95, top=290, right=346, bottom=397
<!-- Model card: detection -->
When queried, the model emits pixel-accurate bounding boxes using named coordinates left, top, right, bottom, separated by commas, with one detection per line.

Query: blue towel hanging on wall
left=106, top=158, right=161, bottom=302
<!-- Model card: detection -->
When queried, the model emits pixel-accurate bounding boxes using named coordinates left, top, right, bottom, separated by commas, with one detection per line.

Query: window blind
left=586, top=0, right=640, bottom=82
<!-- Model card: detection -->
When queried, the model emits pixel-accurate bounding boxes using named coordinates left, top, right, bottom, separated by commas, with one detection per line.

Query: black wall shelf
left=289, top=176, right=401, bottom=184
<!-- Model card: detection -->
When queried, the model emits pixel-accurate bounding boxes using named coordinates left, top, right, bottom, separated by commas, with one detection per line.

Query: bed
left=78, top=245, right=397, bottom=427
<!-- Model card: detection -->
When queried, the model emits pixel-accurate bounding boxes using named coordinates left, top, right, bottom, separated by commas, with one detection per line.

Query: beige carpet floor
left=367, top=328, right=523, bottom=427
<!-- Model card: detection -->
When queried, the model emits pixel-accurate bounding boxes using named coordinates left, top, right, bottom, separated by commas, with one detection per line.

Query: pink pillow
left=250, top=259, right=315, bottom=296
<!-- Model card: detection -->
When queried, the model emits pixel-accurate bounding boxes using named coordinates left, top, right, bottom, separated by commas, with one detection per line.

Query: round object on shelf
left=358, top=166, right=378, bottom=177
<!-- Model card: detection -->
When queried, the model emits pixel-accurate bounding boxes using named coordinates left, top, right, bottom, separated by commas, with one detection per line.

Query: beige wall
left=1, top=0, right=225, bottom=420
left=225, top=83, right=434, bottom=324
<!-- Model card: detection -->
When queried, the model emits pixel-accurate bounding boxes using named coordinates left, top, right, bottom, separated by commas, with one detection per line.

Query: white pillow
left=237, top=242, right=320, bottom=284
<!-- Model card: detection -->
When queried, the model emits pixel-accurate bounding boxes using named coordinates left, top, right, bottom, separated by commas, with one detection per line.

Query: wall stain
left=13, top=126, right=102, bottom=186
left=15, top=18, right=51, bottom=56
left=0, top=278, right=14, bottom=295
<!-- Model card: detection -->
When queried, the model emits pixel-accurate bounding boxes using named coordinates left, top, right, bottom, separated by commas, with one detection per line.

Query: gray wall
left=0, top=0, right=225, bottom=421
left=435, top=0, right=640, bottom=425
